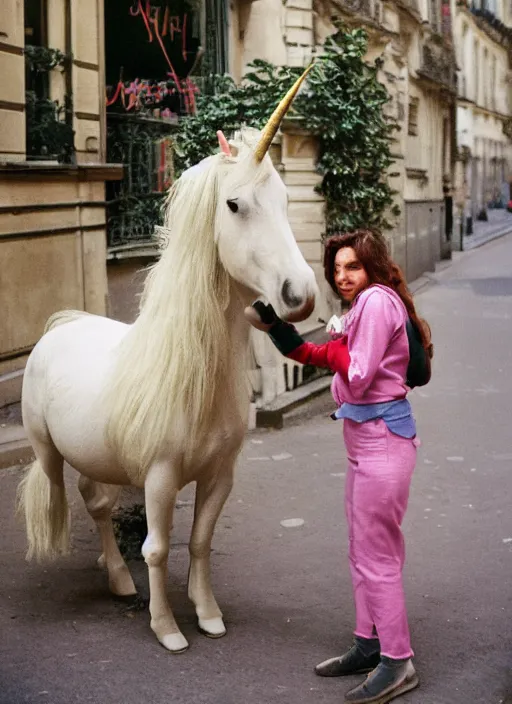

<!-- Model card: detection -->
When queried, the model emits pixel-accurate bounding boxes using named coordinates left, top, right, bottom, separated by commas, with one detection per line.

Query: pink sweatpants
left=343, top=418, right=417, bottom=660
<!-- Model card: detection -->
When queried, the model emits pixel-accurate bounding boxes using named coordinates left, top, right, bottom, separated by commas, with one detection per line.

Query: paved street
left=1, top=236, right=512, bottom=704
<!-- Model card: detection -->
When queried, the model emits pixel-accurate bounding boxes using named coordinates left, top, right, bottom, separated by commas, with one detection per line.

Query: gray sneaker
left=315, top=638, right=381, bottom=677
left=344, top=657, right=419, bottom=703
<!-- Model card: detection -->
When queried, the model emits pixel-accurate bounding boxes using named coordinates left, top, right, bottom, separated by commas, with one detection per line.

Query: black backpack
left=405, top=318, right=432, bottom=388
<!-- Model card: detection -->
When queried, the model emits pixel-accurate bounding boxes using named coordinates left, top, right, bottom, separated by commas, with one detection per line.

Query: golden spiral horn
left=254, top=61, right=315, bottom=163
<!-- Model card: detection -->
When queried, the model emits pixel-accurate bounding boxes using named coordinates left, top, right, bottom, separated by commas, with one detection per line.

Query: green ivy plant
left=24, top=45, right=74, bottom=162
left=24, top=45, right=68, bottom=73
left=175, top=27, right=399, bottom=234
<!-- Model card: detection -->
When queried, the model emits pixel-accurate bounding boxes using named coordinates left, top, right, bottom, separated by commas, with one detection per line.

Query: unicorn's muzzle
left=279, top=276, right=316, bottom=323
left=283, top=293, right=315, bottom=323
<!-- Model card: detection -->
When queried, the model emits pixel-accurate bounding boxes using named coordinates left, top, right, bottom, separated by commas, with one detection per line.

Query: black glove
left=251, top=301, right=280, bottom=326
left=246, top=301, right=305, bottom=356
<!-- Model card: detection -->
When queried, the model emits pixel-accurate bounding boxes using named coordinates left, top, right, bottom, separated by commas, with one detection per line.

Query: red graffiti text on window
left=129, top=1, right=189, bottom=82
left=106, top=76, right=198, bottom=115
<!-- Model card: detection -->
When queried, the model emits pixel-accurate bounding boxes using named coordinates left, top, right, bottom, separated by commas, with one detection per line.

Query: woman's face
left=333, top=247, right=370, bottom=303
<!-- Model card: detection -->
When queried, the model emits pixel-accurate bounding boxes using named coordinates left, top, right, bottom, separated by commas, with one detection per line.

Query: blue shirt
left=331, top=399, right=416, bottom=438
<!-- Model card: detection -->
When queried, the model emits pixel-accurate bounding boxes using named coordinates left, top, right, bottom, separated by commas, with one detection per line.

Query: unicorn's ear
left=217, top=130, right=232, bottom=156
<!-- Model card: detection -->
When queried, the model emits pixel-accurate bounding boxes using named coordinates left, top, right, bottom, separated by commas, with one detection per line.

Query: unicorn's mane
left=104, top=129, right=268, bottom=481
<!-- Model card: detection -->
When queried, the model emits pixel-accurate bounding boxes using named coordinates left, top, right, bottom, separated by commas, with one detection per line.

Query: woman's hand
left=245, top=301, right=308, bottom=357
left=244, top=301, right=279, bottom=332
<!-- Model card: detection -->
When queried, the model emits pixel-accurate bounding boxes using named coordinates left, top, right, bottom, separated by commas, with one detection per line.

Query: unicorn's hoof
left=159, top=632, right=189, bottom=653
left=198, top=617, right=227, bottom=639
left=108, top=568, right=137, bottom=598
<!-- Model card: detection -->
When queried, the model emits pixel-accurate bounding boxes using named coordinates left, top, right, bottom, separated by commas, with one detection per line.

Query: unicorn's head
left=214, top=130, right=317, bottom=322
left=170, top=64, right=318, bottom=324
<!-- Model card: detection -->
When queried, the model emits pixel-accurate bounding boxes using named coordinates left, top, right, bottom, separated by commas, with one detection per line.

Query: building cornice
left=415, top=71, right=457, bottom=98
left=457, top=96, right=511, bottom=122
left=474, top=104, right=509, bottom=122
left=458, top=4, right=512, bottom=49
left=0, top=162, right=124, bottom=181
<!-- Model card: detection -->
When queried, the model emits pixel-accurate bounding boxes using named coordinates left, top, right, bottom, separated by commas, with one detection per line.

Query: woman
left=245, top=230, right=433, bottom=704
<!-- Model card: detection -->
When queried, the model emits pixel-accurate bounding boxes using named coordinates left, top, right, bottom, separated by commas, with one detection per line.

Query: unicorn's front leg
left=188, top=465, right=234, bottom=638
left=143, top=461, right=188, bottom=653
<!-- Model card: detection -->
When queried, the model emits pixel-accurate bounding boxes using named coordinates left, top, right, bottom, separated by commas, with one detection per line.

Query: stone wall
left=0, top=164, right=121, bottom=406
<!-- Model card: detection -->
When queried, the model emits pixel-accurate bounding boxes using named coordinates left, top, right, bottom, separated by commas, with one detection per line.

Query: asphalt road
left=1, top=235, right=512, bottom=704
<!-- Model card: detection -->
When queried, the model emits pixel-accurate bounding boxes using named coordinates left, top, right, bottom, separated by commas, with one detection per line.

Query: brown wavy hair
left=323, top=229, right=433, bottom=358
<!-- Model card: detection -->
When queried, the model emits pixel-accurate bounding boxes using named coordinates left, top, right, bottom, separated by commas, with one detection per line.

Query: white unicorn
left=17, top=66, right=318, bottom=653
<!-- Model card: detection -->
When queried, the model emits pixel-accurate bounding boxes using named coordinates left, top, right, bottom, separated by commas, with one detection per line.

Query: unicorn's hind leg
left=143, top=460, right=188, bottom=653
left=188, top=463, right=235, bottom=638
left=78, top=477, right=136, bottom=597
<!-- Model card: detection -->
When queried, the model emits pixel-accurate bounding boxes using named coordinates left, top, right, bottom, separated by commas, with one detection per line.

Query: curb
left=463, top=225, right=512, bottom=251
left=0, top=443, right=34, bottom=472
left=256, top=374, right=333, bottom=429
left=0, top=426, right=33, bottom=471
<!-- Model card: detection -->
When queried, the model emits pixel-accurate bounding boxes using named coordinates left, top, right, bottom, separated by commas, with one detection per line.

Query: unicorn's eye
left=227, top=199, right=239, bottom=213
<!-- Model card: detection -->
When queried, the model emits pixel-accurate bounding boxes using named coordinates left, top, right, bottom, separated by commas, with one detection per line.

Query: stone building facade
left=453, top=1, right=512, bottom=237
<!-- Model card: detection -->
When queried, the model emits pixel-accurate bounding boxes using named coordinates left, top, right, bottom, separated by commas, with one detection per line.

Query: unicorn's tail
left=16, top=459, right=70, bottom=561
left=43, top=310, right=90, bottom=335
